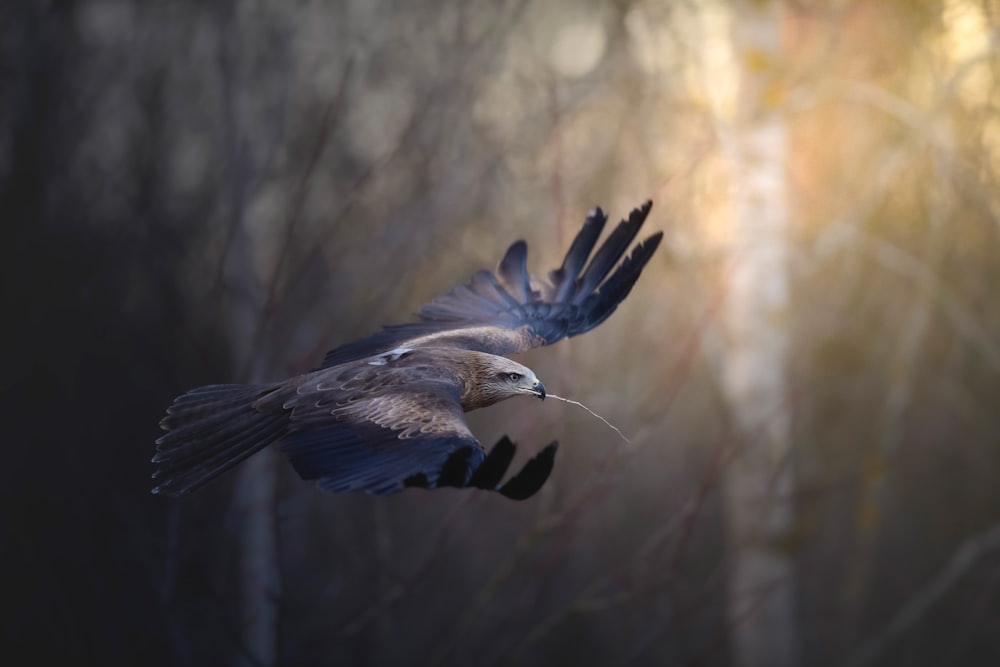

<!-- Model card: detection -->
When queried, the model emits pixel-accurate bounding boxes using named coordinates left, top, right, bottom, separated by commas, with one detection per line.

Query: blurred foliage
left=3, top=0, right=1000, bottom=666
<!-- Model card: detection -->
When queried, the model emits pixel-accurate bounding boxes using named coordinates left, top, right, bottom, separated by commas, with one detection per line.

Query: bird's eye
left=507, top=372, right=522, bottom=382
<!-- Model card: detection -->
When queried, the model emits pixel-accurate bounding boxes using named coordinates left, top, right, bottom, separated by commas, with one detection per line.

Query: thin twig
left=547, top=393, right=631, bottom=443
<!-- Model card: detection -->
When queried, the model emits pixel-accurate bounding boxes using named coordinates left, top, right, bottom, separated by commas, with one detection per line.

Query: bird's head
left=467, top=355, right=546, bottom=409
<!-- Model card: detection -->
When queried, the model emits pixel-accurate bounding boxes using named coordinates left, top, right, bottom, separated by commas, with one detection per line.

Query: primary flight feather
left=153, top=201, right=661, bottom=500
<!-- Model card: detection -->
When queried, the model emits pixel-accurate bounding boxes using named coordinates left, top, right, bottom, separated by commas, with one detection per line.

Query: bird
left=152, top=201, right=662, bottom=500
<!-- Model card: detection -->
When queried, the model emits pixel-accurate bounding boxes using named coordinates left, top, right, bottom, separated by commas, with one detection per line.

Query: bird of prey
left=153, top=201, right=661, bottom=500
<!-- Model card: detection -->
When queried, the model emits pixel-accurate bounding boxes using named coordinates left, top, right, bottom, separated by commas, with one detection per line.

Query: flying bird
left=153, top=201, right=661, bottom=500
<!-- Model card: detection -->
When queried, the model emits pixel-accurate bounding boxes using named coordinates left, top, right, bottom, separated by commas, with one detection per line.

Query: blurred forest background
left=4, top=0, right=1000, bottom=665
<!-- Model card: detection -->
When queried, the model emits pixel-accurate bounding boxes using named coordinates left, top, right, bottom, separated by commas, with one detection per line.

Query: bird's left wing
left=318, top=201, right=662, bottom=367
left=273, top=378, right=555, bottom=499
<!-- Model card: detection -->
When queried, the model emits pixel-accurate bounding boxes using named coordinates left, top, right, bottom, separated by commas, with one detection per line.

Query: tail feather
left=152, top=384, right=287, bottom=496
left=153, top=413, right=280, bottom=473
left=160, top=384, right=255, bottom=429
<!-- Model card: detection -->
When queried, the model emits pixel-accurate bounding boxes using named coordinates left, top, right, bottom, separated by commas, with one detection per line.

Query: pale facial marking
left=488, top=358, right=545, bottom=400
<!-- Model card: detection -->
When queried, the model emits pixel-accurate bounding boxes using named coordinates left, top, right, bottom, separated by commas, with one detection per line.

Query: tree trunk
left=217, top=3, right=281, bottom=663
left=720, top=2, right=798, bottom=666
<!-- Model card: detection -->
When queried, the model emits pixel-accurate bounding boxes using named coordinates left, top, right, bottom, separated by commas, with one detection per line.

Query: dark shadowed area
left=3, top=1, right=1000, bottom=666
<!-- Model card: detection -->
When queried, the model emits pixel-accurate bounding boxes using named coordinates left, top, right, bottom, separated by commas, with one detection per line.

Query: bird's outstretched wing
left=274, top=378, right=556, bottom=498
left=318, top=201, right=662, bottom=367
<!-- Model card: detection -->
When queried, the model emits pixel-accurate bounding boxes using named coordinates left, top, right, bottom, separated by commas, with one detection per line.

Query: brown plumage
left=153, top=201, right=661, bottom=500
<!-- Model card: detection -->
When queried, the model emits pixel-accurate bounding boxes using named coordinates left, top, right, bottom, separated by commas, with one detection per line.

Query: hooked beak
left=530, top=378, right=546, bottom=401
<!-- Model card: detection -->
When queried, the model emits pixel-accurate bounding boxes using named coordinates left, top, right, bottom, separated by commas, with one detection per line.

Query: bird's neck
left=454, top=351, right=505, bottom=412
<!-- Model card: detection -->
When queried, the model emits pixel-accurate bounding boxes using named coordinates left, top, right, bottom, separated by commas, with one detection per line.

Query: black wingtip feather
left=498, top=240, right=531, bottom=303
left=574, top=201, right=652, bottom=302
left=497, top=442, right=558, bottom=500
left=468, top=435, right=517, bottom=490
left=583, top=230, right=663, bottom=327
left=438, top=447, right=475, bottom=487
left=551, top=207, right=608, bottom=302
